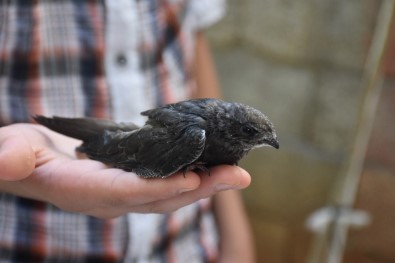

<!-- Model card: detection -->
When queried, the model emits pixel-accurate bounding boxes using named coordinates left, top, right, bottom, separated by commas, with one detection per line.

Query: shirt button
left=116, top=53, right=127, bottom=67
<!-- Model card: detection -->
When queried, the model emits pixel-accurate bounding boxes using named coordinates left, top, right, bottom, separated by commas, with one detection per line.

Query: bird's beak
left=266, top=137, right=280, bottom=149
left=255, top=136, right=280, bottom=150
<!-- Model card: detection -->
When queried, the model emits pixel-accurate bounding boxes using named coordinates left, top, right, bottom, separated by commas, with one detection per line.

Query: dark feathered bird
left=34, top=98, right=279, bottom=178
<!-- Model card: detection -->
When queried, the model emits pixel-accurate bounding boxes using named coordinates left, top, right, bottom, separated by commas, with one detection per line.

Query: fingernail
left=214, top=184, right=240, bottom=191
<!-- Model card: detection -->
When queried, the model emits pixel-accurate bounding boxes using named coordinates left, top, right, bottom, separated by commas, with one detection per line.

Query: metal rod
left=307, top=0, right=395, bottom=262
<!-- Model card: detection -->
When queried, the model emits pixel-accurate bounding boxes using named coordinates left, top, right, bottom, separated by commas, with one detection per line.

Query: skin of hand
left=0, top=124, right=251, bottom=219
left=194, top=32, right=256, bottom=263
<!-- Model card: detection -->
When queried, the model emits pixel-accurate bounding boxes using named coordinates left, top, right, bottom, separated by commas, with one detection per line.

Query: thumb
left=0, top=126, right=36, bottom=181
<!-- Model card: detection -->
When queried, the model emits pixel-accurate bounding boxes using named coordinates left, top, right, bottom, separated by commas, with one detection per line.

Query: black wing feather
left=80, top=125, right=206, bottom=178
left=33, top=115, right=139, bottom=141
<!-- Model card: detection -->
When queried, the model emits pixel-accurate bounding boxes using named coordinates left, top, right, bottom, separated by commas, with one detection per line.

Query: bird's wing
left=127, top=125, right=206, bottom=178
left=81, top=125, right=206, bottom=178
left=79, top=125, right=206, bottom=178
left=140, top=99, right=219, bottom=122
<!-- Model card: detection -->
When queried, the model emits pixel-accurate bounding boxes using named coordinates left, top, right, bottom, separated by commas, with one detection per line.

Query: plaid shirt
left=0, top=1, right=224, bottom=262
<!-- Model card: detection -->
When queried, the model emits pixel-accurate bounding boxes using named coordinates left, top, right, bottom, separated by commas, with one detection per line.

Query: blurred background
left=205, top=0, right=395, bottom=262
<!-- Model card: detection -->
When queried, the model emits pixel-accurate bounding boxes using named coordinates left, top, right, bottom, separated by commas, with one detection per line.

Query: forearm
left=213, top=190, right=256, bottom=263
left=192, top=31, right=222, bottom=99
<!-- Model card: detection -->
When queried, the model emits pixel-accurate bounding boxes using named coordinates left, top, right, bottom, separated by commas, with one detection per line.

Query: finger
left=40, top=159, right=203, bottom=212
left=100, top=169, right=203, bottom=205
left=82, top=171, right=204, bottom=218
left=132, top=165, right=251, bottom=213
left=0, top=126, right=36, bottom=181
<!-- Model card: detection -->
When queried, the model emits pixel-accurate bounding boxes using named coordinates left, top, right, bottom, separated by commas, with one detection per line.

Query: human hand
left=0, top=123, right=251, bottom=218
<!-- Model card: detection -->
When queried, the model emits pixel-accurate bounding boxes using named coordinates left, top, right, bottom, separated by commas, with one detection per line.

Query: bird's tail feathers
left=33, top=115, right=139, bottom=141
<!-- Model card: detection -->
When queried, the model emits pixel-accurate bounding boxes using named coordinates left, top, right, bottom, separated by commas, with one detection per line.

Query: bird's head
left=221, top=102, right=279, bottom=151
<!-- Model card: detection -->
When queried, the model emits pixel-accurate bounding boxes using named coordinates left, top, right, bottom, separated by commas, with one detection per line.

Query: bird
left=33, top=98, right=279, bottom=178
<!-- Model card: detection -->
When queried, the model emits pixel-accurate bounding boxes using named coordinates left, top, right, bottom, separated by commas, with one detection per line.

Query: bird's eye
left=241, top=125, right=257, bottom=136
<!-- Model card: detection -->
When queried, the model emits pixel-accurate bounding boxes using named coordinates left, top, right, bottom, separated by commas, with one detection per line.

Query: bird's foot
left=182, top=163, right=210, bottom=177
